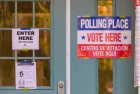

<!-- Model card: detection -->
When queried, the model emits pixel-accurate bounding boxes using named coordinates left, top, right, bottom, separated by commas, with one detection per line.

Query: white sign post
left=12, top=28, right=39, bottom=50
left=15, top=61, right=37, bottom=89
left=66, top=0, right=70, bottom=94
left=134, top=1, right=140, bottom=94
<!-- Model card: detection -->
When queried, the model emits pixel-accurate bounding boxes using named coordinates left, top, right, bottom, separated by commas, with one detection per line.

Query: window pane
left=17, top=50, right=33, bottom=57
left=35, top=30, right=50, bottom=57
left=36, top=59, right=50, bottom=86
left=17, top=1, right=32, bottom=28
left=98, top=59, right=113, bottom=94
left=98, top=0, right=113, bottom=94
left=98, top=0, right=112, bottom=16
left=0, top=30, right=14, bottom=57
left=0, top=1, right=15, bottom=28
left=0, top=59, right=50, bottom=86
left=17, top=59, right=50, bottom=86
left=0, top=60, right=15, bottom=86
left=35, top=1, right=50, bottom=28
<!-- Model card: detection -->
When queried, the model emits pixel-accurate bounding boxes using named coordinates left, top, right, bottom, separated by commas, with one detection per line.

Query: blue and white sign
left=15, top=60, right=37, bottom=89
left=77, top=16, right=131, bottom=30
left=12, top=28, right=39, bottom=50
left=77, top=16, right=132, bottom=58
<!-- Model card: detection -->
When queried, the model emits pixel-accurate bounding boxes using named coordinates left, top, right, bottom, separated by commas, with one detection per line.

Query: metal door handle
left=58, top=81, right=64, bottom=94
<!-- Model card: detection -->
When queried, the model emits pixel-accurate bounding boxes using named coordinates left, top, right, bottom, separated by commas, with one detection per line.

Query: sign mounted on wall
left=12, top=28, right=39, bottom=50
left=15, top=60, right=37, bottom=89
left=77, top=16, right=131, bottom=58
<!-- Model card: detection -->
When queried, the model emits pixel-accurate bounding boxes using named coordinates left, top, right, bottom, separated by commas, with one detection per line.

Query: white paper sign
left=15, top=61, right=37, bottom=89
left=12, top=28, right=39, bottom=50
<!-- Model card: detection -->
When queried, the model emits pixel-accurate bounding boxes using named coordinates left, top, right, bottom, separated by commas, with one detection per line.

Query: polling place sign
left=77, top=16, right=131, bottom=58
left=12, top=28, right=39, bottom=50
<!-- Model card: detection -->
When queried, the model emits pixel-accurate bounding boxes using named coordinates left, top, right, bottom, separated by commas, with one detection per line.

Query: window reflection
left=36, top=59, right=50, bottom=86
left=17, top=1, right=33, bottom=28
left=98, top=0, right=113, bottom=94
left=0, top=60, right=15, bottom=86
left=0, top=1, right=15, bottom=28
left=98, top=59, right=113, bottom=94
left=0, top=31, right=14, bottom=57
left=98, top=0, right=112, bottom=16
left=35, top=1, right=50, bottom=28
left=35, top=30, right=50, bottom=57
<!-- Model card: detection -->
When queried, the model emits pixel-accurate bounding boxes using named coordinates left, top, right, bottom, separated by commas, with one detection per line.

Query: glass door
left=0, top=0, right=66, bottom=94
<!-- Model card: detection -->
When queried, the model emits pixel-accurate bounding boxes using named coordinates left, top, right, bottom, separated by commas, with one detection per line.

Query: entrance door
left=70, top=0, right=138, bottom=94
left=0, top=0, right=66, bottom=94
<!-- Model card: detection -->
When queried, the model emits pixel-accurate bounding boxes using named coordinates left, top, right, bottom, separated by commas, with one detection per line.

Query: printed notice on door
left=15, top=61, right=37, bottom=89
left=12, top=28, right=39, bottom=50
left=77, top=16, right=131, bottom=58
